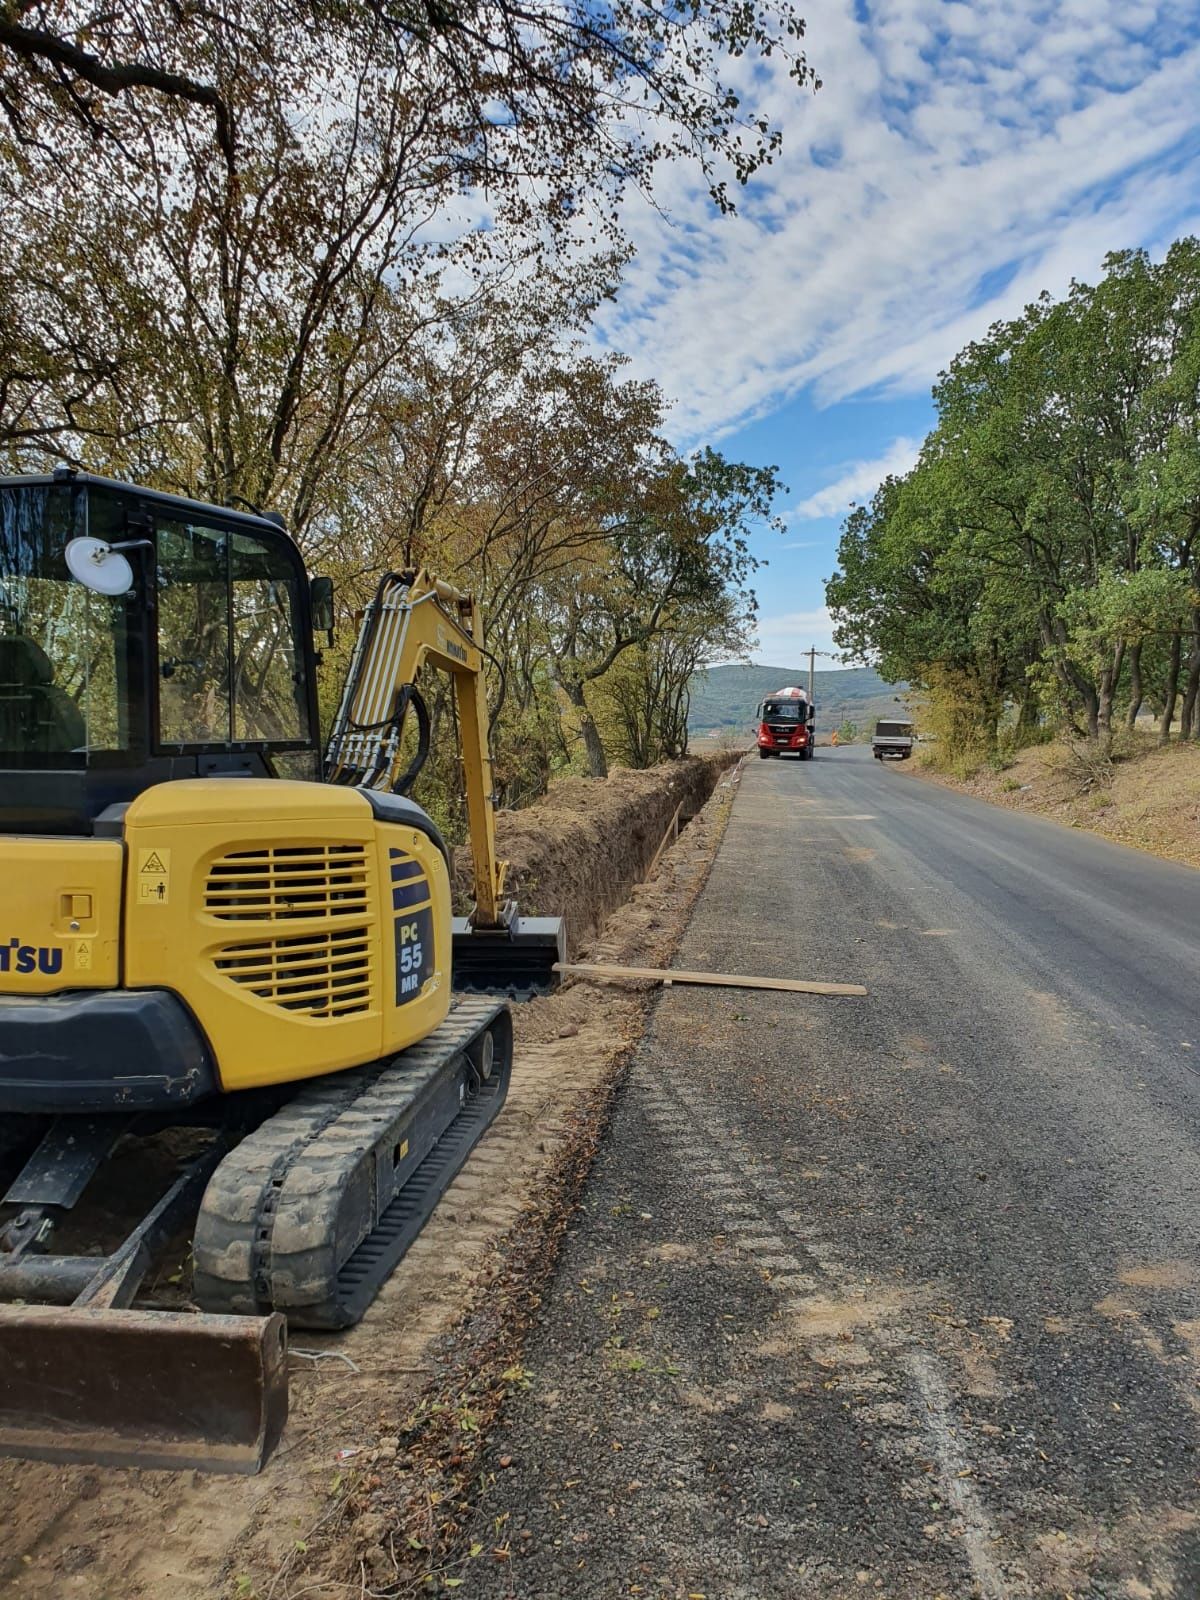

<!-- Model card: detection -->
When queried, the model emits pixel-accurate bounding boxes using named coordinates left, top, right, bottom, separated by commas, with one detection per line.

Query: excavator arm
left=324, top=569, right=564, bottom=989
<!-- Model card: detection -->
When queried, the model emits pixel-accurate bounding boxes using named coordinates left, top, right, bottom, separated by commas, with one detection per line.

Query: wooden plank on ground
left=554, top=962, right=867, bottom=997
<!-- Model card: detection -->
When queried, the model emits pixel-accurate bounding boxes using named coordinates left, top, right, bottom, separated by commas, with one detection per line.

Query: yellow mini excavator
left=0, top=468, right=564, bottom=1472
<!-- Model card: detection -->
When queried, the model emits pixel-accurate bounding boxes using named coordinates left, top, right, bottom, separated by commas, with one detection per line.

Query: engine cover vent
left=215, top=927, right=372, bottom=1017
left=205, top=845, right=369, bottom=921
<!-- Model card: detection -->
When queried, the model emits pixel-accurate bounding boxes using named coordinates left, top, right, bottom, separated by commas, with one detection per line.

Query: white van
left=871, top=719, right=915, bottom=760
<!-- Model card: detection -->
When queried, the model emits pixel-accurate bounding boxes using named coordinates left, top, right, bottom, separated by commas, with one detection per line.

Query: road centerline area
left=469, top=749, right=1200, bottom=1598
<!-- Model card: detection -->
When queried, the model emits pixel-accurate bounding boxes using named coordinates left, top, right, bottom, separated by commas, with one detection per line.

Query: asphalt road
left=469, top=748, right=1200, bottom=1599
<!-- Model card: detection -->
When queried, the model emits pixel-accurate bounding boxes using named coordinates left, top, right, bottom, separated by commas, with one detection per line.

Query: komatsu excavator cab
left=0, top=469, right=322, bottom=820
left=0, top=469, right=562, bottom=1473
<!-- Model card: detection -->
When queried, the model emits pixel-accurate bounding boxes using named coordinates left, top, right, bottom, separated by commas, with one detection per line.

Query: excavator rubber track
left=193, top=998, right=512, bottom=1329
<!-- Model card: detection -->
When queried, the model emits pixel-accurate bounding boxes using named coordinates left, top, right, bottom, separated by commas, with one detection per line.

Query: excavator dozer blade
left=0, top=1304, right=289, bottom=1474
left=452, top=914, right=566, bottom=997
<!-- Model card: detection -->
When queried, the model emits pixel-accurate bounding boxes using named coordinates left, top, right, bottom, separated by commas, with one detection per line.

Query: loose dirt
left=454, top=754, right=730, bottom=950
left=907, top=735, right=1200, bottom=870
left=0, top=755, right=745, bottom=1600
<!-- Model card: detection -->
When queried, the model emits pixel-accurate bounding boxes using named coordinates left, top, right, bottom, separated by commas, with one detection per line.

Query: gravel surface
left=464, top=748, right=1200, bottom=1599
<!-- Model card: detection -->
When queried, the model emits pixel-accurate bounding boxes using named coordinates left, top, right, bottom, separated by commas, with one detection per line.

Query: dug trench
left=0, top=751, right=743, bottom=1600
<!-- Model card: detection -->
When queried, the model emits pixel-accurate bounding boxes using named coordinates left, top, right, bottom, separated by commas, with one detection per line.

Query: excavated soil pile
left=453, top=753, right=737, bottom=951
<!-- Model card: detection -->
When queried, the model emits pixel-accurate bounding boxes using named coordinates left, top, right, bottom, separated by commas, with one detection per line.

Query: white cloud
left=751, top=605, right=839, bottom=664
left=597, top=0, right=1200, bottom=443
left=787, top=436, right=921, bottom=521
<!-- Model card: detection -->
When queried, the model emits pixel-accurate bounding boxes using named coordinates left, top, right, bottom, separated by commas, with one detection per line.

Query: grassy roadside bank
left=905, top=735, right=1200, bottom=872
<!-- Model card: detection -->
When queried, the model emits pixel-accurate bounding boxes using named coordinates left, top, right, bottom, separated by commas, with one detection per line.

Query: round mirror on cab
left=65, top=536, right=134, bottom=597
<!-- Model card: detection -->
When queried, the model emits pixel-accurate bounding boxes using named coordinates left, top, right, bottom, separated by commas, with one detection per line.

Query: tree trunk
left=1159, top=630, right=1183, bottom=745
left=1125, top=642, right=1143, bottom=730
left=1041, top=612, right=1099, bottom=737
left=1096, top=641, right=1124, bottom=750
left=1180, top=630, right=1200, bottom=741
left=559, top=675, right=608, bottom=777
left=1083, top=686, right=1100, bottom=741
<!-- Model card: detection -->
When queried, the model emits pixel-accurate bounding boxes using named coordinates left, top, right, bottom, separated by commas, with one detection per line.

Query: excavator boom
left=325, top=568, right=564, bottom=992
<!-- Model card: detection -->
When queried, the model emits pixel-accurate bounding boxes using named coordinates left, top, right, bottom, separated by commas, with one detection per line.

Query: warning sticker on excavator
left=137, top=848, right=171, bottom=905
left=74, top=940, right=92, bottom=970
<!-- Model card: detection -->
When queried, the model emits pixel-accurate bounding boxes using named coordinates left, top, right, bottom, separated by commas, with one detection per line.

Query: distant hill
left=688, top=663, right=909, bottom=738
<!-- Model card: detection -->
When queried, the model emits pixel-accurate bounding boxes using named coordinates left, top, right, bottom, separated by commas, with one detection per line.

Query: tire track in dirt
left=635, top=1067, right=1018, bottom=1600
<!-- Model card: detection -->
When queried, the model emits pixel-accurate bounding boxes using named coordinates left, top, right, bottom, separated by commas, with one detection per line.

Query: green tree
left=828, top=238, right=1200, bottom=755
left=540, top=450, right=777, bottom=776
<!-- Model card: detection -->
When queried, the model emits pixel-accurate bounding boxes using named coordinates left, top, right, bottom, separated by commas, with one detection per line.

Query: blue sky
left=595, top=0, right=1200, bottom=667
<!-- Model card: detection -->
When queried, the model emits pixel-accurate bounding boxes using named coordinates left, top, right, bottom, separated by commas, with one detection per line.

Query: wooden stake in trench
left=645, top=801, right=683, bottom=881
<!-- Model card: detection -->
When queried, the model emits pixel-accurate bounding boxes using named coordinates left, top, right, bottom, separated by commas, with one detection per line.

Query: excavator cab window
left=157, top=518, right=231, bottom=743
left=0, top=475, right=320, bottom=787
left=156, top=518, right=311, bottom=750
left=0, top=481, right=133, bottom=767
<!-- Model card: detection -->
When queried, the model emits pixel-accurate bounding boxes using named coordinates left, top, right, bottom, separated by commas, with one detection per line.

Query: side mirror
left=66, top=535, right=151, bottom=597
left=310, top=576, right=335, bottom=642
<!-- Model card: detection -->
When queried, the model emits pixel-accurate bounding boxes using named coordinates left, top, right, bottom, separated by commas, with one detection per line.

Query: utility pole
left=804, top=647, right=839, bottom=727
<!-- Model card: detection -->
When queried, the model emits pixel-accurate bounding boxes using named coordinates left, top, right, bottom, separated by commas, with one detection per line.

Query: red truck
left=757, top=686, right=815, bottom=760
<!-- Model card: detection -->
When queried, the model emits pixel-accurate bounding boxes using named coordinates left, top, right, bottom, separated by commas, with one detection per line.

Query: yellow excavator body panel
left=122, top=779, right=452, bottom=1092
left=0, top=836, right=123, bottom=992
